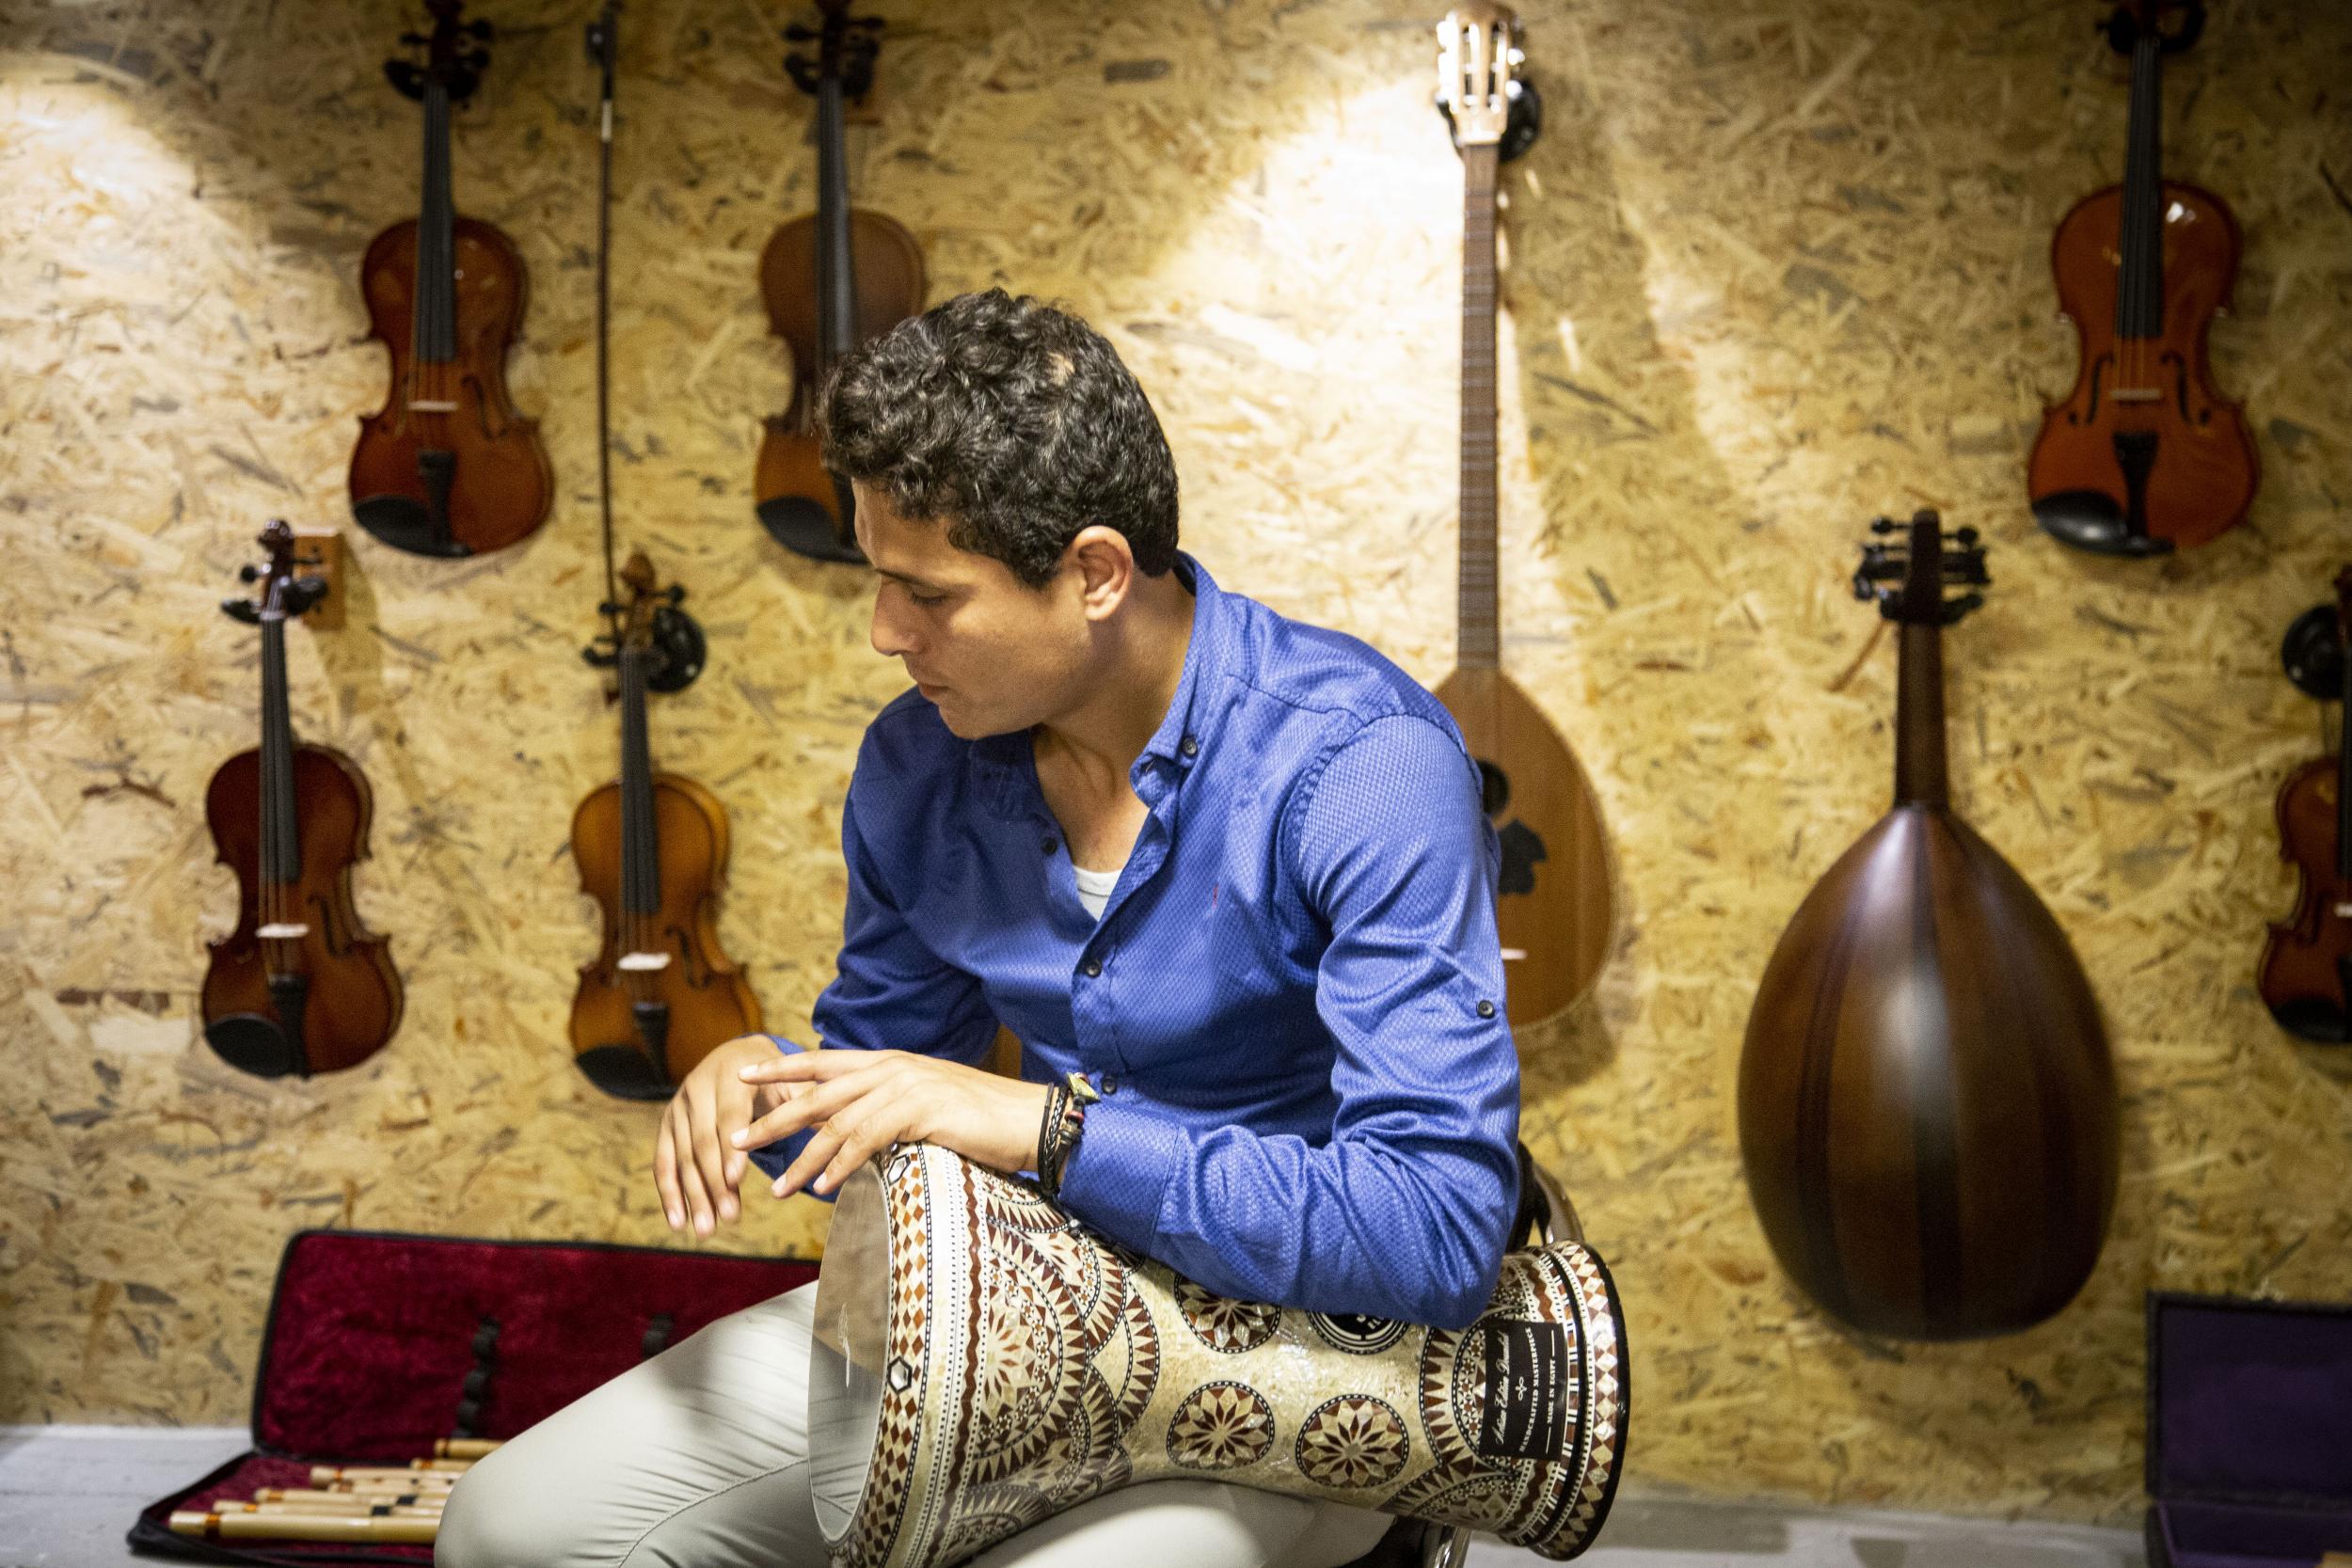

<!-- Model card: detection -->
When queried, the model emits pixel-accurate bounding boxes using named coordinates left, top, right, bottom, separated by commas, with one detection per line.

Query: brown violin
left=350, top=0, right=552, bottom=560
left=754, top=0, right=924, bottom=564
left=1432, top=6, right=1615, bottom=1029
left=2029, top=0, right=2256, bottom=556
left=570, top=551, right=762, bottom=1101
left=203, top=522, right=404, bottom=1077
left=2259, top=564, right=2352, bottom=1044
left=1740, top=512, right=2118, bottom=1338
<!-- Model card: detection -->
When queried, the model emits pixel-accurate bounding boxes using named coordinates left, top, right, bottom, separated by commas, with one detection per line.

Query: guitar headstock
left=1436, top=4, right=1541, bottom=161
left=786, top=0, right=883, bottom=101
left=387, top=0, right=494, bottom=105
left=221, top=520, right=328, bottom=626
left=1852, top=509, right=1989, bottom=626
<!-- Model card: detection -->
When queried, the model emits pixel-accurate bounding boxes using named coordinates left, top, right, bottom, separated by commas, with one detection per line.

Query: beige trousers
left=433, top=1281, right=1396, bottom=1568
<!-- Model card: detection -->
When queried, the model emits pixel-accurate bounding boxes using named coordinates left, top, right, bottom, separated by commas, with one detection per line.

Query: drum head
left=807, top=1158, right=892, bottom=1546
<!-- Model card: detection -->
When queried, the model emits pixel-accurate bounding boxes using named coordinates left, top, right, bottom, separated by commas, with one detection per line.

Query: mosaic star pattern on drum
left=1168, top=1381, right=1278, bottom=1470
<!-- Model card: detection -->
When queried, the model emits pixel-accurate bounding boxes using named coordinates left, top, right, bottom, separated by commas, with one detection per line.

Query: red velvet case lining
left=128, top=1227, right=818, bottom=1566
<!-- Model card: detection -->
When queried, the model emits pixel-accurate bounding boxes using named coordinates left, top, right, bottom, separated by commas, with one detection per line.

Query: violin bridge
left=406, top=400, right=460, bottom=413
left=2109, top=388, right=2162, bottom=404
left=256, top=922, right=311, bottom=940
left=617, top=951, right=673, bottom=973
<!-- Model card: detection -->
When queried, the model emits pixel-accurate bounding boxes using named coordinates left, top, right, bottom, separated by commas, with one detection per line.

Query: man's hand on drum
left=730, top=1048, right=1055, bottom=1201
left=654, top=1034, right=801, bottom=1237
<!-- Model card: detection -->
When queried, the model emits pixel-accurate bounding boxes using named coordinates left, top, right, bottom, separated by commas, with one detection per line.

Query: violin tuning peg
left=1954, top=526, right=1980, bottom=546
left=1869, top=516, right=1900, bottom=535
left=468, top=18, right=493, bottom=39
left=784, top=23, right=817, bottom=40
left=399, top=30, right=427, bottom=45
left=239, top=562, right=264, bottom=582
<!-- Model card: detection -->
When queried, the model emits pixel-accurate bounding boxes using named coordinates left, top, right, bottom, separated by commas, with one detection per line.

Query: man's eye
left=910, top=591, right=946, bottom=607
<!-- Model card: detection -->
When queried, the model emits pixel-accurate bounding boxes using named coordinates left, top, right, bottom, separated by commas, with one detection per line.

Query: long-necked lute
left=1430, top=5, right=1613, bottom=1029
left=1739, top=511, right=2118, bottom=1338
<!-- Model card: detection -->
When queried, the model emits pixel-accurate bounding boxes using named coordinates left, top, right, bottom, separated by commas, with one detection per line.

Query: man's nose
left=870, top=595, right=915, bottom=659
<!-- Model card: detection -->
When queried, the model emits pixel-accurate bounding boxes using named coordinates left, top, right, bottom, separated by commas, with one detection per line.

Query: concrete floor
left=0, top=1424, right=2147, bottom=1568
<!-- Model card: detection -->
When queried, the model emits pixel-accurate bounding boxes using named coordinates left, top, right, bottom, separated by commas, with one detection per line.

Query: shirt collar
left=971, top=550, right=1223, bottom=816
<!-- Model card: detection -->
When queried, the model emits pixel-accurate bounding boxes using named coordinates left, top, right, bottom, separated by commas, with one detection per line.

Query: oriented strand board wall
left=3, top=0, right=2348, bottom=1524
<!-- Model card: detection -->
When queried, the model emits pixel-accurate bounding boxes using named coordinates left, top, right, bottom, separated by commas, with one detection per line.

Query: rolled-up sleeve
left=1055, top=714, right=1522, bottom=1329
left=748, top=787, right=997, bottom=1184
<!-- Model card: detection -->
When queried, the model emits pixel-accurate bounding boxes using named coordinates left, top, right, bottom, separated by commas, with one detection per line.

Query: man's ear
left=1067, top=526, right=1136, bottom=621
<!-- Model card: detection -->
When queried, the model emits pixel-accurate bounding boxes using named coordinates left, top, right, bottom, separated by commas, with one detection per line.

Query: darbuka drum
left=807, top=1143, right=1628, bottom=1568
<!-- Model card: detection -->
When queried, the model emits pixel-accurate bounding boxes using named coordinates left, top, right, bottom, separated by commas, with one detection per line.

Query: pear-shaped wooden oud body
left=1435, top=666, right=1613, bottom=1028
left=1739, top=804, right=2116, bottom=1338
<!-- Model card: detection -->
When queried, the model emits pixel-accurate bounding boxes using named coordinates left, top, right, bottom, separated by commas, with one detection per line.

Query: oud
left=1432, top=5, right=1614, bottom=1028
left=1739, top=511, right=2117, bottom=1338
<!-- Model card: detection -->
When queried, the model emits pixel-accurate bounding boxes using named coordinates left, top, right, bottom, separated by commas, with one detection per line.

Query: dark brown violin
left=1740, top=511, right=2118, bottom=1338
left=350, top=0, right=552, bottom=559
left=570, top=551, right=762, bottom=1101
left=754, top=0, right=924, bottom=563
left=203, top=522, right=404, bottom=1077
left=2259, top=565, right=2352, bottom=1044
left=2029, top=0, right=2256, bottom=556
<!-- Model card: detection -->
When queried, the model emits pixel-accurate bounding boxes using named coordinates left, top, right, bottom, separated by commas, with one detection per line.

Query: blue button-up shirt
left=752, top=552, right=1521, bottom=1329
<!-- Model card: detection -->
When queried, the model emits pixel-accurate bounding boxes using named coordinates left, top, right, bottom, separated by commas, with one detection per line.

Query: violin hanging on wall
left=2259, top=564, right=2352, bottom=1044
left=1430, top=5, right=1614, bottom=1029
left=755, top=0, right=925, bottom=564
left=202, top=522, right=404, bottom=1078
left=350, top=0, right=553, bottom=560
left=1740, top=511, right=2118, bottom=1339
left=570, top=551, right=763, bottom=1101
left=2028, top=0, right=2256, bottom=556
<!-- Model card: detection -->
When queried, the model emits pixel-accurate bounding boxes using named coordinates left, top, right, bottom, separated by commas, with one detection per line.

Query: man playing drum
left=435, top=287, right=1524, bottom=1568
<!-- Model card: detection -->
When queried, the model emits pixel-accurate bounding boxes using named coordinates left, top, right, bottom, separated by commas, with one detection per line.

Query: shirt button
left=1476, top=999, right=1497, bottom=1019
left=1082, top=958, right=1103, bottom=978
left=1101, top=1075, right=1118, bottom=1094
left=1041, top=836, right=1058, bottom=855
left=1180, top=735, right=1200, bottom=758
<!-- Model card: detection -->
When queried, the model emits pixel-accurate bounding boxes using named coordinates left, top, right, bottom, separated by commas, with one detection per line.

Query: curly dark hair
left=817, top=289, right=1180, bottom=590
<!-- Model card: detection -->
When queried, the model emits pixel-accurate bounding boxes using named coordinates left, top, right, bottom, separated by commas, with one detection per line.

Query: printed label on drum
left=1477, top=1319, right=1569, bottom=1461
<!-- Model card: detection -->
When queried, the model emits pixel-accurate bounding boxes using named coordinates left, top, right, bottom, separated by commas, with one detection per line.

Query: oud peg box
left=291, top=530, right=345, bottom=631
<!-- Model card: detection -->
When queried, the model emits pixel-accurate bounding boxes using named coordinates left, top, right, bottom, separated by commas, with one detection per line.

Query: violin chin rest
left=353, top=494, right=472, bottom=559
left=573, top=1042, right=676, bottom=1102
left=205, top=1013, right=299, bottom=1079
left=2265, top=996, right=2351, bottom=1046
left=757, top=495, right=866, bottom=565
left=2032, top=489, right=2174, bottom=557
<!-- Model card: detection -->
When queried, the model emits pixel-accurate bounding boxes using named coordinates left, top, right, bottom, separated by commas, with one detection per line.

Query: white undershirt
left=1072, top=863, right=1123, bottom=921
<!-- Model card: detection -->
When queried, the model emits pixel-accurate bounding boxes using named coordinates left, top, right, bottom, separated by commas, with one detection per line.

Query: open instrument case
left=2143, top=1290, right=2352, bottom=1568
left=126, top=1227, right=818, bottom=1565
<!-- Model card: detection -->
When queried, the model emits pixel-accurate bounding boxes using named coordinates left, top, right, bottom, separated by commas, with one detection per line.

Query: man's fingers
left=738, top=1047, right=905, bottom=1084
left=734, top=1060, right=893, bottom=1151
left=673, top=1099, right=716, bottom=1236
left=687, top=1082, right=739, bottom=1228
left=653, top=1105, right=684, bottom=1230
